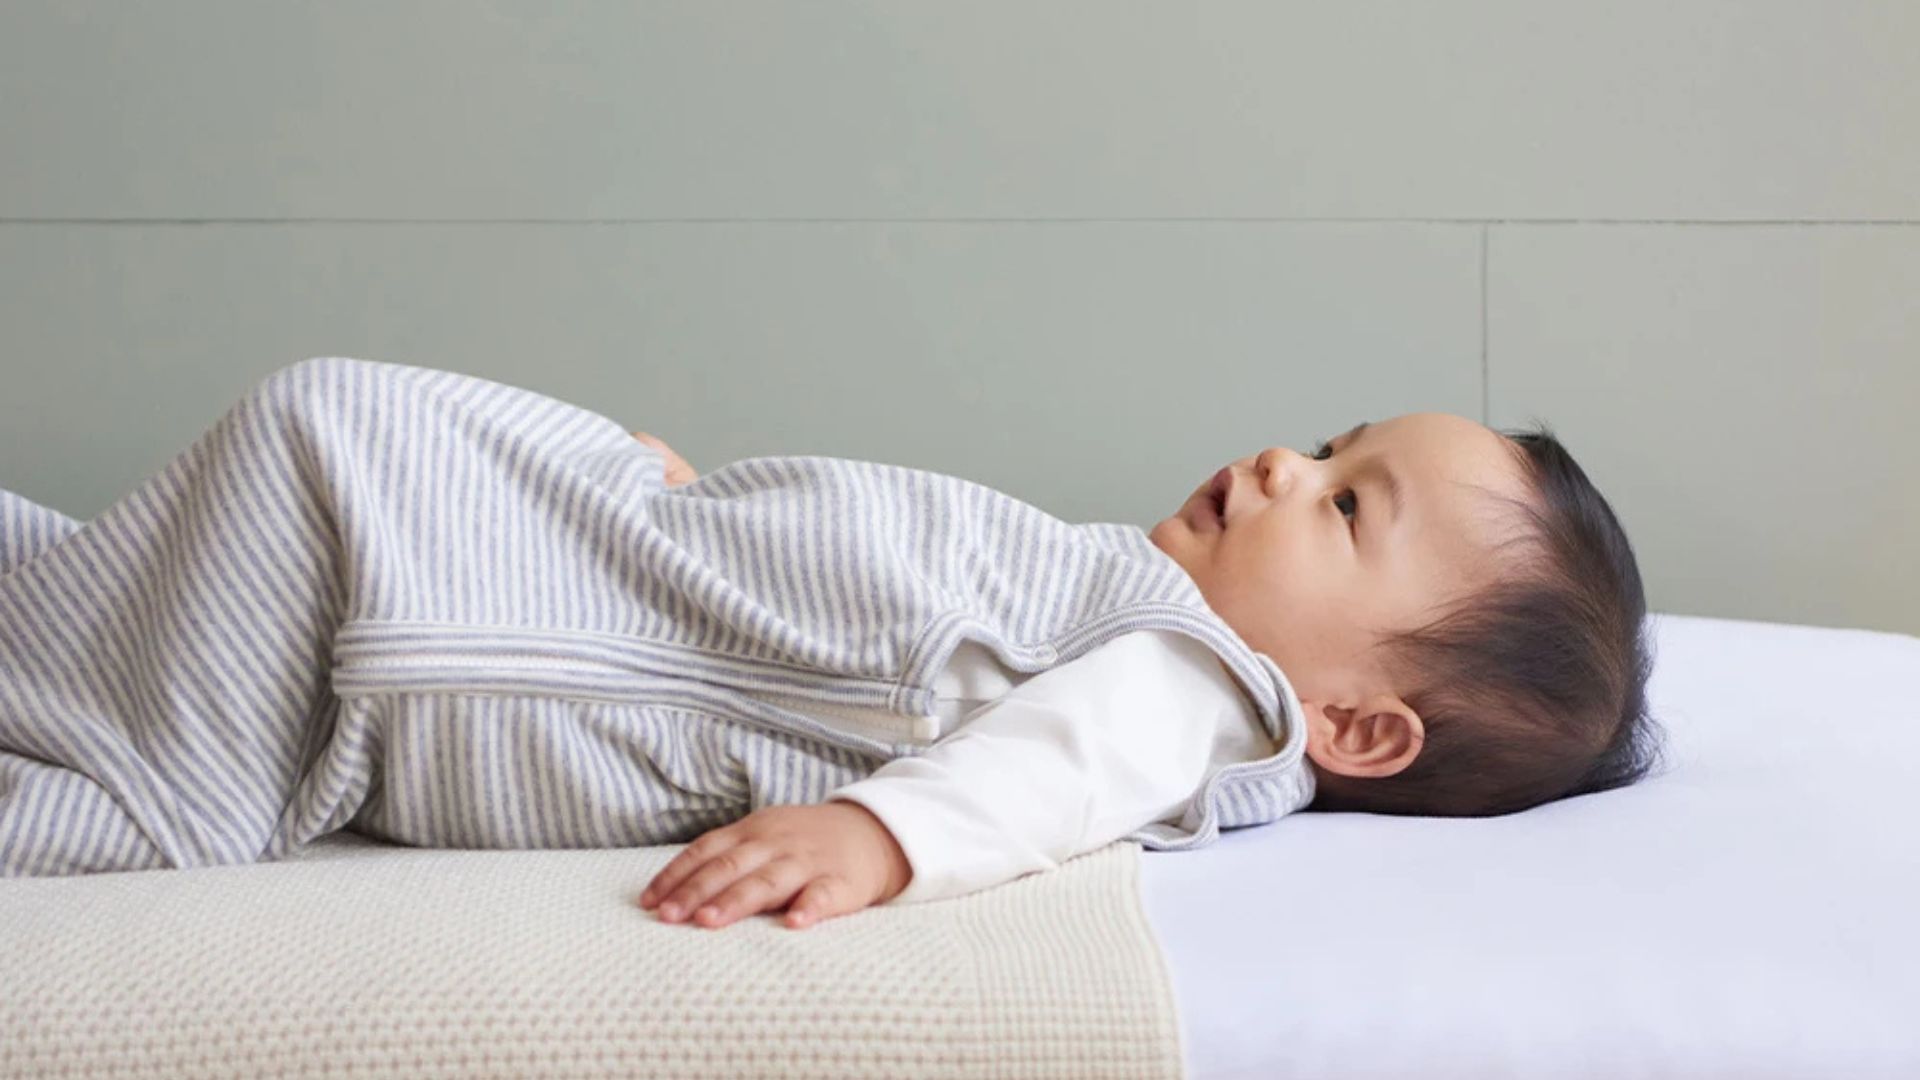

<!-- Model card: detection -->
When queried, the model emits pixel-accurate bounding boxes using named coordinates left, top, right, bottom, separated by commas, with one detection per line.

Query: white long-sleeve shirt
left=807, top=628, right=1284, bottom=904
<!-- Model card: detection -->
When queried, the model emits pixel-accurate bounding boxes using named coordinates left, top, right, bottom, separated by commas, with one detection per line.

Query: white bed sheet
left=1143, top=612, right=1920, bottom=1079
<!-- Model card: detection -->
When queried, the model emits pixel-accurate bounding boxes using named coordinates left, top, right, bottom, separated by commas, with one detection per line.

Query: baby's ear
left=1360, top=693, right=1423, bottom=739
left=1300, top=696, right=1424, bottom=779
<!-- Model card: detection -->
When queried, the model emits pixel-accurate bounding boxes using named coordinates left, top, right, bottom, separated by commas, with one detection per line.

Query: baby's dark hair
left=1305, top=421, right=1668, bottom=817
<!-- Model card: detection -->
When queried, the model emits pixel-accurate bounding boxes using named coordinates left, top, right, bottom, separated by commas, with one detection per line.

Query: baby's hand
left=638, top=801, right=912, bottom=930
left=629, top=431, right=699, bottom=488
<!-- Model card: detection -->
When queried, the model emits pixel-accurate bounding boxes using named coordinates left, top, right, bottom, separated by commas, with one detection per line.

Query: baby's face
left=1149, top=411, right=1535, bottom=715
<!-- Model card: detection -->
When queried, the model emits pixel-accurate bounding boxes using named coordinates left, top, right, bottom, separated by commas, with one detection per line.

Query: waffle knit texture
left=0, top=833, right=1185, bottom=1078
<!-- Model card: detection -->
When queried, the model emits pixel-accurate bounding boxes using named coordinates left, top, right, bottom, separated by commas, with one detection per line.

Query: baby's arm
left=830, top=628, right=1254, bottom=905
left=638, top=629, right=1257, bottom=927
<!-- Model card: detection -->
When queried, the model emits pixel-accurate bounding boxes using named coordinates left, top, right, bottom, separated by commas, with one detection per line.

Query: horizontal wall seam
left=3, top=217, right=1920, bottom=227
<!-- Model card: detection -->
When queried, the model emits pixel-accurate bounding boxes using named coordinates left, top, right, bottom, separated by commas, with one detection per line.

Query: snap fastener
left=1034, top=645, right=1058, bottom=663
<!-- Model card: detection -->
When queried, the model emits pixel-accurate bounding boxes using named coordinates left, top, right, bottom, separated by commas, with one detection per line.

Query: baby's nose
left=1254, top=446, right=1310, bottom=489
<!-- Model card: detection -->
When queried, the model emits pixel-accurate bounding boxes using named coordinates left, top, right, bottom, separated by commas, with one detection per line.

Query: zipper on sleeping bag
left=326, top=618, right=938, bottom=760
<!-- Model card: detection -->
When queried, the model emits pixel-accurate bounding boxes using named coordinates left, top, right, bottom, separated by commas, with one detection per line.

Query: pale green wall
left=3, top=2, right=1915, bottom=633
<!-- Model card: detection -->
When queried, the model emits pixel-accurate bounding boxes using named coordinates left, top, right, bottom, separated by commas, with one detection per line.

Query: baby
left=0, top=359, right=1659, bottom=917
left=638, top=412, right=1663, bottom=930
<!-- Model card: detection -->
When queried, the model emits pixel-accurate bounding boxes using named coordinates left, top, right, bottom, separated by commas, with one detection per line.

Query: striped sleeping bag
left=1, top=355, right=1311, bottom=878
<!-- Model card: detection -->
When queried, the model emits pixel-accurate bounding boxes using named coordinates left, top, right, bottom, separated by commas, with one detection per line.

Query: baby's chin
left=1147, top=515, right=1184, bottom=555
left=1148, top=495, right=1217, bottom=549
left=1146, top=516, right=1208, bottom=577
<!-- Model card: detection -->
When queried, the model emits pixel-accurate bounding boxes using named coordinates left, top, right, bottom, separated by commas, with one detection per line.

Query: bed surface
left=7, top=612, right=1914, bottom=1078
left=1144, top=612, right=1920, bottom=1079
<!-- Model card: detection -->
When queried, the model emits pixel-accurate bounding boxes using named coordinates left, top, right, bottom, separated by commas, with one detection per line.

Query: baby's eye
left=1308, top=440, right=1357, bottom=525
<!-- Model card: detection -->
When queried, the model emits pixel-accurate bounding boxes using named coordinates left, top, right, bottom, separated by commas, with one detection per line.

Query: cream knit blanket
left=0, top=834, right=1183, bottom=1078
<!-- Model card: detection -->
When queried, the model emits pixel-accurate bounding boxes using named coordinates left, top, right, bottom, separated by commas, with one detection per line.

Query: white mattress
left=1143, top=612, right=1920, bottom=1079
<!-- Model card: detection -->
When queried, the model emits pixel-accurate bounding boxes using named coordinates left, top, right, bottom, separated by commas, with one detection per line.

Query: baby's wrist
left=831, top=799, right=913, bottom=902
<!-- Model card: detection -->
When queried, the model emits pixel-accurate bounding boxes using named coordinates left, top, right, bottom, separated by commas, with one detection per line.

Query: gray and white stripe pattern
left=1, top=356, right=1310, bottom=877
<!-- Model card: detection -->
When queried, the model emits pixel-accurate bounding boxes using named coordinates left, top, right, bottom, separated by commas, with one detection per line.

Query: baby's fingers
left=640, top=833, right=734, bottom=910
left=631, top=431, right=697, bottom=487
left=691, top=858, right=809, bottom=929
left=784, top=874, right=863, bottom=930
